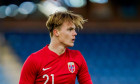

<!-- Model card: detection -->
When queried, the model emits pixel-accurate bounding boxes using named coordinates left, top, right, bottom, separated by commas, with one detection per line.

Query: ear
left=53, top=29, right=59, bottom=37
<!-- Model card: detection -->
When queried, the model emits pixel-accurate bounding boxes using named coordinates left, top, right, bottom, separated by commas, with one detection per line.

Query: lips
left=72, top=39, right=75, bottom=42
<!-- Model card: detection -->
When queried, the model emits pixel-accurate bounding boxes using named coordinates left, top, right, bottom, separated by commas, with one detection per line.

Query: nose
left=73, top=30, right=77, bottom=36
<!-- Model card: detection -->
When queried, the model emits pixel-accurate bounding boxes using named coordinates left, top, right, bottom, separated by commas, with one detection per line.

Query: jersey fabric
left=19, top=45, right=92, bottom=84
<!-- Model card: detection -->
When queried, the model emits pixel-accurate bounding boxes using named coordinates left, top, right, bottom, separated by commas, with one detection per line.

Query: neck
left=48, top=38, right=66, bottom=56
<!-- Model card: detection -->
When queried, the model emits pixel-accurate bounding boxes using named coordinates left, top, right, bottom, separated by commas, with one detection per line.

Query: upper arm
left=77, top=52, right=93, bottom=84
left=19, top=54, right=38, bottom=84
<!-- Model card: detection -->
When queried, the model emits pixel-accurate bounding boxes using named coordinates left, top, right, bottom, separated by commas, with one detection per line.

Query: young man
left=19, top=11, right=93, bottom=84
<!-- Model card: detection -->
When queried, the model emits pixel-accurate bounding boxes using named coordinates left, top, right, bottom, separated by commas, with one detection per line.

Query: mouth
left=72, top=39, right=75, bottom=42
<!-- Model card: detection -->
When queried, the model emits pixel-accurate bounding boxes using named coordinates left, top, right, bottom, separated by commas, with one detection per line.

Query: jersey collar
left=45, top=44, right=68, bottom=57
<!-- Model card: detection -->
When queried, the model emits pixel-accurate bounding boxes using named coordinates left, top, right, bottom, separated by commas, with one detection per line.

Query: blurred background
left=0, top=0, right=140, bottom=84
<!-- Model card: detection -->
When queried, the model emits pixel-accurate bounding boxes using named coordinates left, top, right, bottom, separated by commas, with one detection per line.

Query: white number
left=43, top=74, right=54, bottom=84
left=51, top=74, right=54, bottom=84
left=43, top=74, right=49, bottom=84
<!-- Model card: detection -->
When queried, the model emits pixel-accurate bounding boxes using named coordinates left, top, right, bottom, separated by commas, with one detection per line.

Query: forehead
left=61, top=21, right=76, bottom=29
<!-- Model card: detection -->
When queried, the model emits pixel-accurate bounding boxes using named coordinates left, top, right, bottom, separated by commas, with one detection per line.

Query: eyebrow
left=68, top=27, right=75, bottom=30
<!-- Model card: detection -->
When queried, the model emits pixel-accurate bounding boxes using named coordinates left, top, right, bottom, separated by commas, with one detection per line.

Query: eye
left=69, top=29, right=73, bottom=31
left=68, top=28, right=73, bottom=31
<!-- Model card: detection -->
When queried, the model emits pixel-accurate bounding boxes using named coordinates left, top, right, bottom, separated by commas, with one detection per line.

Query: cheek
left=64, top=34, right=70, bottom=39
left=60, top=32, right=69, bottom=38
left=60, top=33, right=70, bottom=42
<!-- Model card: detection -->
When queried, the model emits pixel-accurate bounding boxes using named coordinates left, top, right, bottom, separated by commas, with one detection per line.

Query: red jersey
left=19, top=45, right=92, bottom=84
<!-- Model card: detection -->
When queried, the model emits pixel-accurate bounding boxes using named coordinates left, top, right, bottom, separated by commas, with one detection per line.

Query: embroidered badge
left=68, top=62, right=75, bottom=73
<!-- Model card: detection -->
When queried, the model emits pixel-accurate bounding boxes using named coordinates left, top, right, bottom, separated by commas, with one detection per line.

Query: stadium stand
left=0, top=65, right=10, bottom=84
left=4, top=33, right=140, bottom=84
left=0, top=33, right=21, bottom=84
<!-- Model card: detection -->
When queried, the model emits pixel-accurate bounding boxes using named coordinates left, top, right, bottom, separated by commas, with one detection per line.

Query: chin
left=67, top=43, right=74, bottom=47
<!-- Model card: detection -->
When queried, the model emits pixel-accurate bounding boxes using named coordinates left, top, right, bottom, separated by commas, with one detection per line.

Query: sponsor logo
left=68, top=62, right=75, bottom=73
left=43, top=67, right=51, bottom=71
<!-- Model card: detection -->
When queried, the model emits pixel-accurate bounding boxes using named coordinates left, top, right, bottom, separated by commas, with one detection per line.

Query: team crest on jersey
left=68, top=62, right=75, bottom=73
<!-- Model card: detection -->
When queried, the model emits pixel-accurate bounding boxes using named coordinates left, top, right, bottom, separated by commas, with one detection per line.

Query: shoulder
left=23, top=47, right=47, bottom=69
left=31, top=45, right=48, bottom=58
left=68, top=49, right=81, bottom=55
left=26, top=46, right=48, bottom=64
left=67, top=49, right=83, bottom=59
left=33, top=46, right=46, bottom=56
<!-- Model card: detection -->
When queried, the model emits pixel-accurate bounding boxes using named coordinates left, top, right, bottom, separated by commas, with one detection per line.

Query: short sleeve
left=19, top=54, right=38, bottom=84
left=77, top=51, right=93, bottom=84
